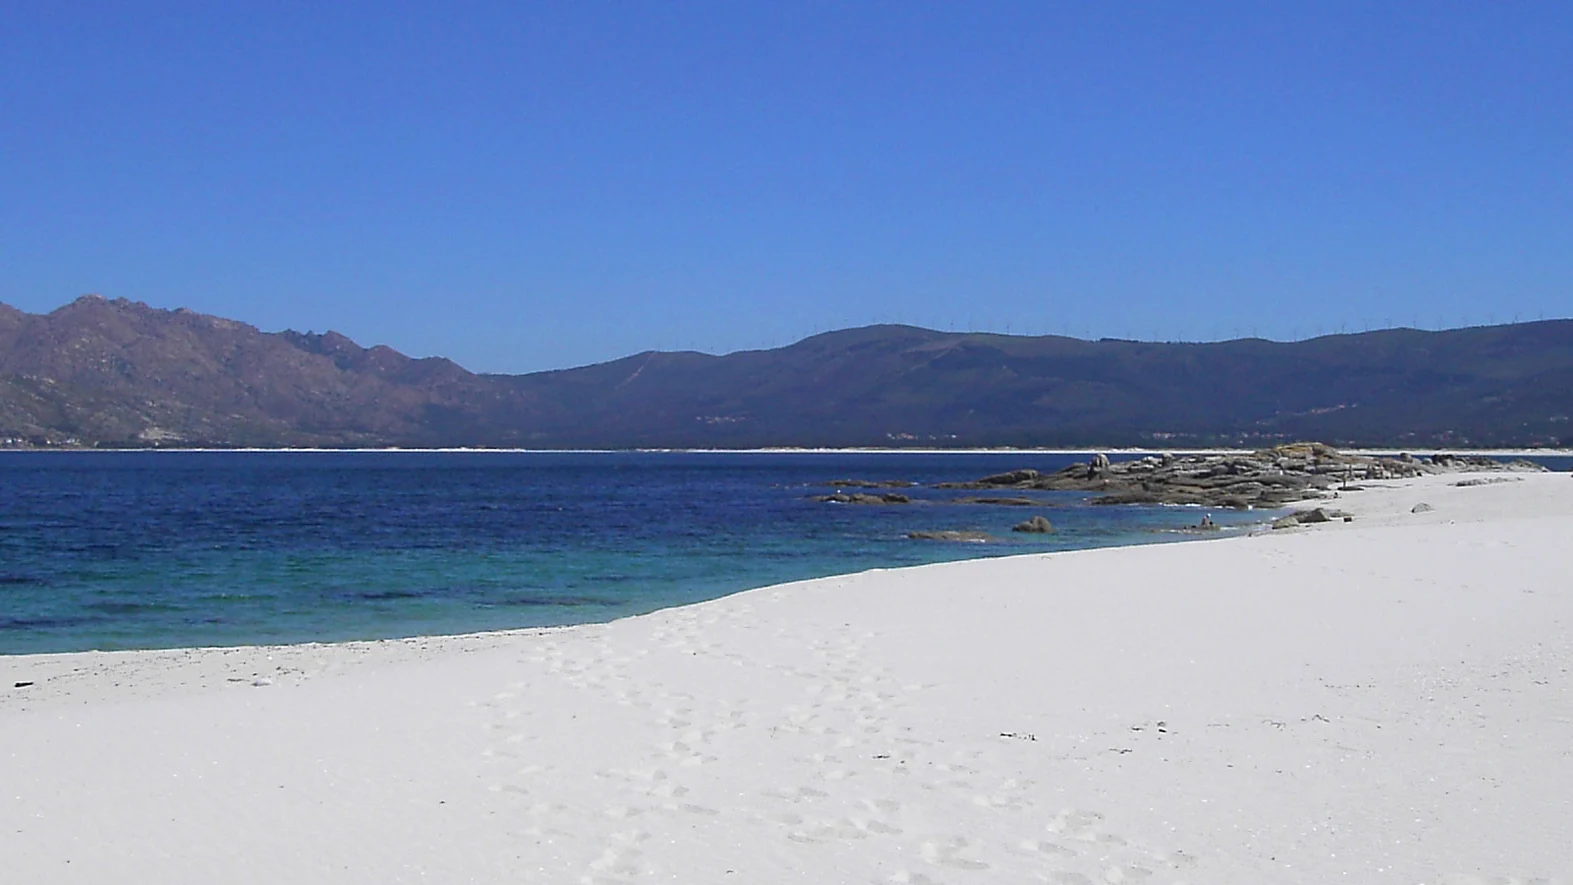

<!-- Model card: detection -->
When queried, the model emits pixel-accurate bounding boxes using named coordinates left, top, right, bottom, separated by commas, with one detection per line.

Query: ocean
left=2, top=450, right=1565, bottom=654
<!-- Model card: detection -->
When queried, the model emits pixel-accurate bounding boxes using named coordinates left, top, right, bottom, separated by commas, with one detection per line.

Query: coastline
left=3, top=472, right=1570, bottom=882
left=5, top=445, right=1571, bottom=456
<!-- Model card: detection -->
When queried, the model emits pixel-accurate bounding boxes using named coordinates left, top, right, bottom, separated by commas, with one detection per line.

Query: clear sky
left=2, top=2, right=1569, bottom=374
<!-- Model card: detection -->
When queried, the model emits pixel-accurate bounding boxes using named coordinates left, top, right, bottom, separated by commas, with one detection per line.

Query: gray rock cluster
left=811, top=492, right=912, bottom=505
left=945, top=442, right=1546, bottom=510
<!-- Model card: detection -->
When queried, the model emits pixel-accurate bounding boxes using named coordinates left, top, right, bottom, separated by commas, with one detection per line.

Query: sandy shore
left=3, top=472, right=1570, bottom=884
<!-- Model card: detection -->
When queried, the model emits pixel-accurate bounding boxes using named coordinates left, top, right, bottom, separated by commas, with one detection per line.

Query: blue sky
left=2, top=2, right=1569, bottom=373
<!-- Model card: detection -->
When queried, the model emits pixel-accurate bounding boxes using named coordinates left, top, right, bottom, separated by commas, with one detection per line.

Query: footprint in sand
left=764, top=785, right=830, bottom=803
left=1040, top=811, right=1201, bottom=878
left=788, top=819, right=872, bottom=843
left=581, top=829, right=652, bottom=885
left=1047, top=809, right=1106, bottom=841
left=857, top=818, right=903, bottom=836
left=656, top=708, right=692, bottom=729
left=918, top=836, right=991, bottom=871
left=1010, top=838, right=1076, bottom=859
left=601, top=804, right=648, bottom=819
left=648, top=781, right=687, bottom=800
left=1101, top=864, right=1154, bottom=883
left=972, top=777, right=1031, bottom=811
left=767, top=811, right=806, bottom=826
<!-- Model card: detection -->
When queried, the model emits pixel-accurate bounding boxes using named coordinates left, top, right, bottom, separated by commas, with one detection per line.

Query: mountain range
left=2, top=295, right=1570, bottom=449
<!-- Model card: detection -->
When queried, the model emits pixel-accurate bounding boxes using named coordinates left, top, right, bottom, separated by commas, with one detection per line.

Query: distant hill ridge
left=2, top=295, right=1571, bottom=448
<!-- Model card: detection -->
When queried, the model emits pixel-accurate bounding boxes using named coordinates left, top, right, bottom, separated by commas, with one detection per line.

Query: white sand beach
left=3, top=472, right=1570, bottom=884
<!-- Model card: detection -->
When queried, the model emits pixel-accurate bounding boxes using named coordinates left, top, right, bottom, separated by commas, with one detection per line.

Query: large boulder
left=1011, top=515, right=1054, bottom=533
left=1271, top=507, right=1351, bottom=529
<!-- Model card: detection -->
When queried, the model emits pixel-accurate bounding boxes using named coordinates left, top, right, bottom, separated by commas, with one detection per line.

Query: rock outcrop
left=1011, top=516, right=1054, bottom=533
left=907, top=530, right=991, bottom=542
left=945, top=443, right=1547, bottom=509
left=811, top=492, right=912, bottom=505
left=1270, top=507, right=1353, bottom=529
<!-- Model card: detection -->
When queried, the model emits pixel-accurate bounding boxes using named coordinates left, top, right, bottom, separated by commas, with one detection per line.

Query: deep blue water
left=1, top=451, right=1566, bottom=654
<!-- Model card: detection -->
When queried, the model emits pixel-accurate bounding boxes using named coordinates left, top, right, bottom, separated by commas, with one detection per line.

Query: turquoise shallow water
left=6, top=450, right=1558, bottom=655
